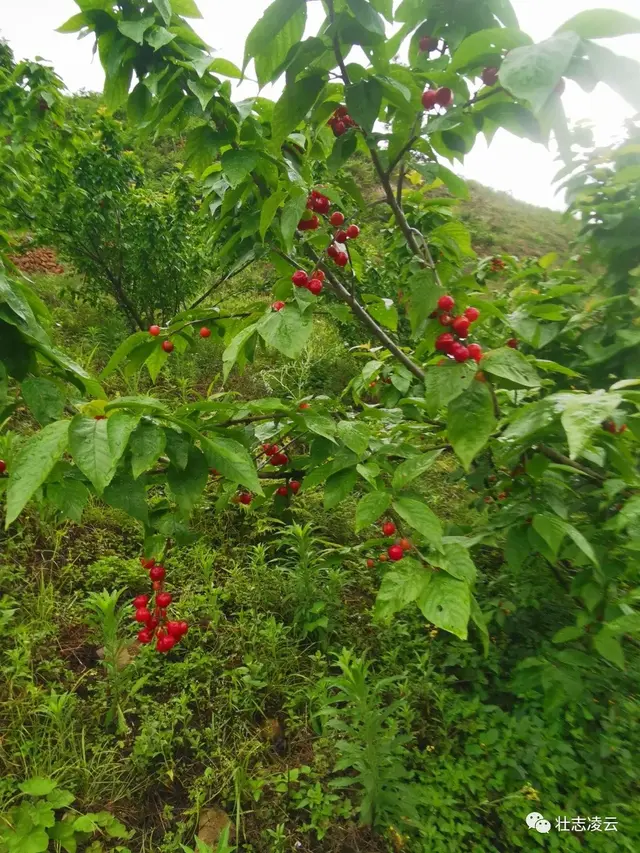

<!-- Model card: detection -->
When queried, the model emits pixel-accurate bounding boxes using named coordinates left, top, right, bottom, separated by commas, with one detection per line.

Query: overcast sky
left=2, top=0, right=639, bottom=210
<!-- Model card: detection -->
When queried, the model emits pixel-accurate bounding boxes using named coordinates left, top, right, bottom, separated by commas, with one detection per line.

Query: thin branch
left=537, top=445, right=607, bottom=483
left=190, top=256, right=256, bottom=310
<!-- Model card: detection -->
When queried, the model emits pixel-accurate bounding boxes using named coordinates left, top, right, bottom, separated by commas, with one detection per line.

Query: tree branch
left=537, top=445, right=607, bottom=483
left=189, top=256, right=256, bottom=310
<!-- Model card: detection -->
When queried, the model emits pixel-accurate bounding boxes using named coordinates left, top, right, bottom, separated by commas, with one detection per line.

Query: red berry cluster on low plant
left=365, top=521, right=413, bottom=565
left=133, top=558, right=188, bottom=653
left=262, top=443, right=289, bottom=467
left=328, top=105, right=357, bottom=137
left=290, top=268, right=325, bottom=296
left=434, top=295, right=482, bottom=363
left=490, top=257, right=506, bottom=273
left=148, top=322, right=212, bottom=352
left=276, top=479, right=301, bottom=499
left=421, top=87, right=454, bottom=111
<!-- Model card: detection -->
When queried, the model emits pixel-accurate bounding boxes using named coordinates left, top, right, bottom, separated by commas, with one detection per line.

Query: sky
left=2, top=0, right=639, bottom=211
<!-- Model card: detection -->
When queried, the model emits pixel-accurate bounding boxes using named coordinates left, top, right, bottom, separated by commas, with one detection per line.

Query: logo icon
left=526, top=812, right=551, bottom=834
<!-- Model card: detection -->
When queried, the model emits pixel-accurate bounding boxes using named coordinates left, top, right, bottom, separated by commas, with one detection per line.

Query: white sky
left=2, top=0, right=639, bottom=210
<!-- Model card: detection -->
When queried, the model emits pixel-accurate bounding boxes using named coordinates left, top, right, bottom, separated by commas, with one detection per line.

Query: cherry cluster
left=328, top=105, right=357, bottom=137
left=133, top=558, right=188, bottom=652
left=603, top=420, right=627, bottom=435
left=365, top=521, right=412, bottom=566
left=433, top=294, right=482, bottom=363
left=291, top=268, right=325, bottom=296
left=490, top=257, right=506, bottom=273
left=421, top=87, right=454, bottom=111
left=148, top=323, right=211, bottom=354
left=262, top=443, right=289, bottom=467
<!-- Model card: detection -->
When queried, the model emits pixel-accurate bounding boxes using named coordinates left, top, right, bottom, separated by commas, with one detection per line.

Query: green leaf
left=488, top=0, right=519, bottom=28
left=185, top=125, right=221, bottom=176
left=470, top=595, right=489, bottom=656
left=345, top=77, right=383, bottom=133
left=501, top=398, right=556, bottom=443
left=585, top=42, right=640, bottom=111
left=405, top=269, right=441, bottom=339
left=450, top=28, right=532, bottom=72
left=68, top=413, right=138, bottom=494
left=100, top=331, right=150, bottom=379
left=553, top=625, right=584, bottom=643
left=424, top=362, right=476, bottom=418
left=223, top=323, right=259, bottom=381
left=324, top=467, right=358, bottom=509
left=431, top=221, right=475, bottom=258
left=392, top=497, right=443, bottom=550
left=130, top=421, right=166, bottom=479
left=432, top=543, right=477, bottom=584
left=47, top=479, right=90, bottom=523
left=594, top=629, right=625, bottom=669
left=280, top=186, right=308, bottom=252
left=533, top=513, right=598, bottom=567
left=558, top=391, right=621, bottom=459
left=172, top=0, right=202, bottom=16
left=361, top=294, right=397, bottom=331
left=355, top=490, right=392, bottom=532
left=260, top=189, right=286, bottom=240
left=19, top=777, right=58, bottom=796
left=272, top=74, right=325, bottom=144
left=302, top=412, right=337, bottom=442
left=21, top=377, right=65, bottom=425
left=118, top=17, right=155, bottom=45
left=202, top=434, right=262, bottom=493
left=437, top=165, right=469, bottom=199
left=500, top=32, right=580, bottom=113
left=167, top=447, right=208, bottom=513
left=56, top=13, right=89, bottom=33
left=556, top=9, right=640, bottom=39
left=244, top=0, right=307, bottom=86
left=346, top=0, right=385, bottom=36
left=221, top=148, right=259, bottom=187
left=187, top=77, right=218, bottom=111
left=209, top=58, right=243, bottom=78
left=258, top=304, right=312, bottom=358
left=374, top=558, right=431, bottom=621
left=392, top=449, right=444, bottom=490
left=418, top=572, right=470, bottom=640
left=481, top=347, right=540, bottom=387
left=164, top=428, right=190, bottom=470
left=103, top=472, right=149, bottom=523
left=336, top=421, right=370, bottom=455
left=153, top=0, right=172, bottom=25
left=448, top=380, right=496, bottom=471
left=5, top=421, right=69, bottom=527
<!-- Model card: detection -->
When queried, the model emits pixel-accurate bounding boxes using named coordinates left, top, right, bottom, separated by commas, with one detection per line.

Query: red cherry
left=335, top=106, right=348, bottom=118
left=419, top=35, right=438, bottom=53
left=346, top=224, right=360, bottom=239
left=149, top=565, right=166, bottom=582
left=149, top=325, right=161, bottom=336
left=603, top=420, right=617, bottom=434
left=137, top=629, right=153, bottom=644
left=399, top=538, right=412, bottom=552
left=464, top=306, right=480, bottom=322
left=439, top=313, right=452, bottom=326
left=292, top=270, right=308, bottom=287
left=481, top=67, right=499, bottom=87
left=435, top=333, right=455, bottom=352
left=330, top=212, right=345, bottom=226
left=289, top=480, right=301, bottom=493
left=162, top=340, right=174, bottom=353
left=166, top=621, right=182, bottom=638
left=497, top=492, right=508, bottom=501
left=335, top=230, right=348, bottom=243
left=156, top=592, right=172, bottom=608
left=135, top=607, right=152, bottom=623
left=276, top=486, right=288, bottom=497
left=333, top=120, right=346, bottom=136
left=0, top=460, right=6, bottom=475
left=382, top=521, right=396, bottom=537
left=335, top=252, right=348, bottom=267
left=199, top=327, right=211, bottom=338
left=303, top=214, right=320, bottom=230
left=271, top=301, right=286, bottom=311
left=298, top=402, right=310, bottom=410
left=239, top=492, right=252, bottom=505
left=453, top=345, right=470, bottom=363
left=262, top=443, right=274, bottom=455
left=268, top=443, right=279, bottom=454
left=133, top=595, right=149, bottom=609
left=437, top=294, right=454, bottom=311
left=366, top=558, right=375, bottom=568
left=467, top=343, right=483, bottom=363
left=506, top=338, right=518, bottom=349
left=388, top=544, right=404, bottom=562
left=421, top=89, right=438, bottom=110
left=158, top=635, right=176, bottom=653
left=435, top=87, right=454, bottom=107
left=271, top=453, right=289, bottom=466
left=140, top=557, right=155, bottom=569
left=313, top=197, right=329, bottom=215
left=452, top=316, right=470, bottom=338
left=312, top=269, right=325, bottom=281
left=308, top=279, right=323, bottom=295
left=327, top=244, right=339, bottom=259
left=177, top=620, right=189, bottom=636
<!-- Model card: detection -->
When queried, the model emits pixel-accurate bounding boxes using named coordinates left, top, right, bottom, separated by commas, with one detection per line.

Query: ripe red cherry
left=506, top=338, right=518, bottom=349
left=156, top=592, right=172, bottom=608
left=437, top=294, right=454, bottom=311
left=366, top=558, right=375, bottom=568
left=335, top=252, right=348, bottom=267
left=289, top=480, right=301, bottom=493
left=292, top=270, right=308, bottom=287
left=453, top=345, right=470, bottom=363
left=388, top=544, right=404, bottom=562
left=452, top=316, right=470, bottom=338
left=308, top=279, right=323, bottom=295
left=467, top=343, right=483, bottom=363
left=399, top=538, right=412, bottom=552
left=497, top=492, right=508, bottom=501
left=272, top=301, right=286, bottom=311
left=421, top=89, right=438, bottom=110
left=346, top=224, right=360, bottom=239
left=298, top=402, right=310, bottom=410
left=333, top=120, right=346, bottom=136
left=435, top=87, right=454, bottom=107
left=149, top=565, right=166, bottom=582
left=312, top=269, right=325, bottom=281
left=133, top=595, right=149, bottom=609
left=382, top=521, right=396, bottom=537
left=464, top=306, right=480, bottom=322
left=271, top=452, right=289, bottom=466
left=330, top=211, right=345, bottom=226
left=162, top=340, right=174, bottom=353
left=239, top=492, right=252, bottom=505
left=0, top=460, right=6, bottom=475
left=199, top=327, right=211, bottom=338
left=135, top=607, right=152, bottom=623
left=435, top=333, right=455, bottom=352
left=603, top=420, right=617, bottom=434
left=149, top=325, right=161, bottom=336
left=439, top=313, right=452, bottom=326
left=158, top=635, right=176, bottom=653
left=140, top=557, right=155, bottom=569
left=276, top=485, right=288, bottom=497
left=177, top=620, right=189, bottom=636
left=335, top=230, right=348, bottom=243
left=419, top=35, right=438, bottom=52
left=482, top=67, right=499, bottom=87
left=262, top=443, right=274, bottom=455
left=137, top=629, right=153, bottom=644
left=327, top=244, right=339, bottom=259
left=166, top=621, right=182, bottom=638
